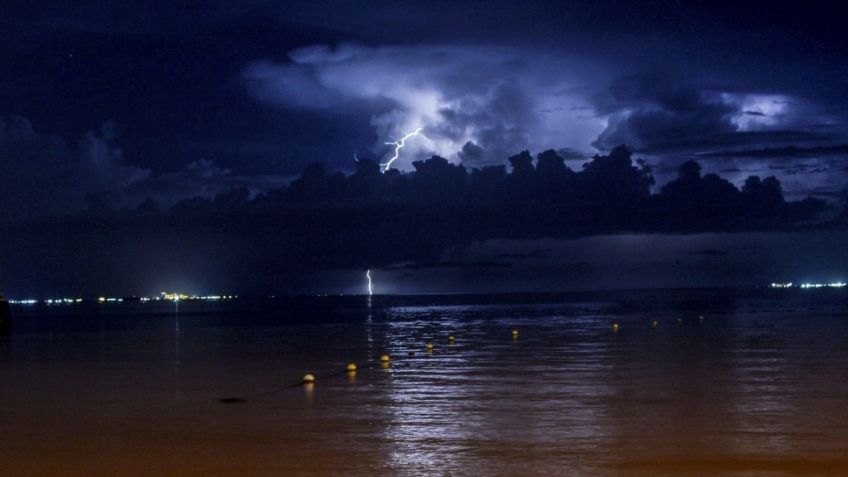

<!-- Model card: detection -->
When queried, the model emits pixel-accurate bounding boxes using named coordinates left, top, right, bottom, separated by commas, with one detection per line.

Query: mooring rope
left=219, top=368, right=353, bottom=403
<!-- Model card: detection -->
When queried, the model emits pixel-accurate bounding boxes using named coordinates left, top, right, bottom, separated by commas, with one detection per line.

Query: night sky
left=1, top=1, right=846, bottom=296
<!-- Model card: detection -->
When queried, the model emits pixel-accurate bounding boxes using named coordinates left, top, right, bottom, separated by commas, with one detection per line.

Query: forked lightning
left=380, top=127, right=422, bottom=173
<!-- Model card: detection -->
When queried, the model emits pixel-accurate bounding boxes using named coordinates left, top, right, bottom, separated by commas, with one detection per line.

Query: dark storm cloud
left=689, top=145, right=848, bottom=200
left=117, top=160, right=288, bottom=210
left=7, top=146, right=844, bottom=296
left=4, top=0, right=847, bottom=201
left=591, top=75, right=845, bottom=154
left=555, top=148, right=588, bottom=161
left=0, top=115, right=148, bottom=219
left=457, top=141, right=486, bottom=167
left=700, top=144, right=848, bottom=159
left=84, top=147, right=848, bottom=278
left=579, top=74, right=848, bottom=198
left=592, top=76, right=738, bottom=152
left=0, top=115, right=283, bottom=219
left=241, top=41, right=847, bottom=199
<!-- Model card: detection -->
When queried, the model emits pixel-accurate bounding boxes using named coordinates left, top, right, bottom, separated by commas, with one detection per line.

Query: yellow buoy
left=511, top=329, right=519, bottom=338
left=448, top=335, right=456, bottom=343
left=612, top=322, right=620, bottom=332
left=303, top=373, right=315, bottom=383
left=380, top=354, right=391, bottom=363
left=651, top=320, right=658, bottom=328
left=346, top=363, right=357, bottom=372
left=425, top=342, right=434, bottom=350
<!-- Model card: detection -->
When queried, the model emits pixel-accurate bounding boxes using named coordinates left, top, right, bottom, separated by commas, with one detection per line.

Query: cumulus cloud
left=593, top=76, right=738, bottom=152
left=78, top=121, right=150, bottom=190
left=241, top=41, right=848, bottom=205
left=586, top=75, right=848, bottom=198
left=0, top=115, right=150, bottom=219
left=242, top=43, right=604, bottom=169
left=0, top=114, right=286, bottom=219
left=242, top=43, right=846, bottom=201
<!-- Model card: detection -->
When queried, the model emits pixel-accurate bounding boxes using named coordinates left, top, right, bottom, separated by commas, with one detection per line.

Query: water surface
left=1, top=289, right=847, bottom=476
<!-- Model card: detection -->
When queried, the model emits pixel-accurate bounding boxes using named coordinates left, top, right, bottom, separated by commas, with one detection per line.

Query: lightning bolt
left=357, top=128, right=421, bottom=296
left=380, top=127, right=422, bottom=173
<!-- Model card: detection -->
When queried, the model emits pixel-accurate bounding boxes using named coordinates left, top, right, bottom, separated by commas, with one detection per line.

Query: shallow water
left=1, top=289, right=847, bottom=476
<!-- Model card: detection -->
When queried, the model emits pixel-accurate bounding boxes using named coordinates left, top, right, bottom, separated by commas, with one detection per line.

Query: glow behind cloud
left=242, top=43, right=604, bottom=169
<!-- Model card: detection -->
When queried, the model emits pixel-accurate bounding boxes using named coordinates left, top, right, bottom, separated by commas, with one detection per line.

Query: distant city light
left=159, top=293, right=236, bottom=302
left=800, top=282, right=846, bottom=289
left=6, top=293, right=237, bottom=305
left=770, top=282, right=846, bottom=289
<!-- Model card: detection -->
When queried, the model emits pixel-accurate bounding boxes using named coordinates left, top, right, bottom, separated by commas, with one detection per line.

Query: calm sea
left=1, top=289, right=847, bottom=476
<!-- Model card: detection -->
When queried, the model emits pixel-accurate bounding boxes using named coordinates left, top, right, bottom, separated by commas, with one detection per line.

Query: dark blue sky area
left=1, top=1, right=846, bottom=295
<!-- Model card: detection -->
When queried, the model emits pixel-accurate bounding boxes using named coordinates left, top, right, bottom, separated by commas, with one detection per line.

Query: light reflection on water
left=1, top=290, right=847, bottom=476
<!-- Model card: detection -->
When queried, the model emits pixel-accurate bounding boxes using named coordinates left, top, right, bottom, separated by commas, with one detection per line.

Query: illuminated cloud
left=586, top=76, right=848, bottom=198
left=243, top=43, right=847, bottom=203
left=242, top=43, right=605, bottom=169
left=592, top=76, right=843, bottom=154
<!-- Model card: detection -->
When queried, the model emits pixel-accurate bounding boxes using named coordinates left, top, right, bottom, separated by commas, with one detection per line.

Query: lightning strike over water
left=366, top=269, right=373, bottom=296
left=380, top=127, right=423, bottom=173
